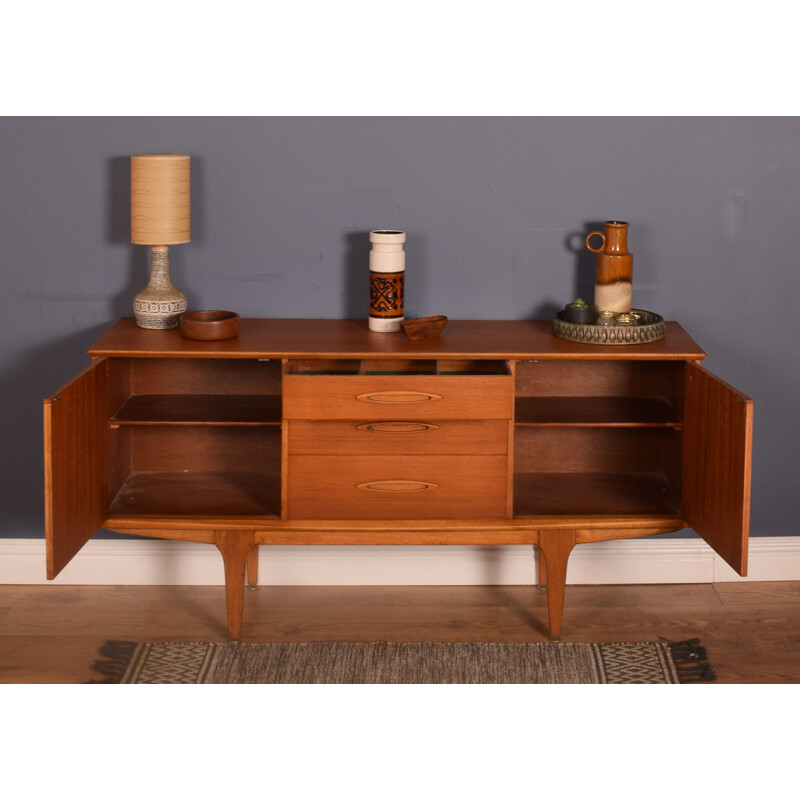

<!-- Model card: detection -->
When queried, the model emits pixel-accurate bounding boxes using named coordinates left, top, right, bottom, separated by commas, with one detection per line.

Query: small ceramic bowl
left=180, top=310, right=240, bottom=341
left=401, top=315, right=448, bottom=339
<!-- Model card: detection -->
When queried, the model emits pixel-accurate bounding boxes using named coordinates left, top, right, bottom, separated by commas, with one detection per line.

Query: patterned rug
left=91, top=639, right=714, bottom=684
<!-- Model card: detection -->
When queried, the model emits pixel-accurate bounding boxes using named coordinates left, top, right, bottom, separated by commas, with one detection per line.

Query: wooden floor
left=1, top=581, right=799, bottom=683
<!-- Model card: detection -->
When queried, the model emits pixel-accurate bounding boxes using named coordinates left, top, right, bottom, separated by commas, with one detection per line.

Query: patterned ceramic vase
left=369, top=230, right=405, bottom=332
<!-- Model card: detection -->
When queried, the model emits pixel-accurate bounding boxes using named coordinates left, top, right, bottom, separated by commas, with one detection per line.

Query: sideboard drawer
left=286, top=455, right=510, bottom=519
left=287, top=419, right=509, bottom=456
left=283, top=373, right=513, bottom=420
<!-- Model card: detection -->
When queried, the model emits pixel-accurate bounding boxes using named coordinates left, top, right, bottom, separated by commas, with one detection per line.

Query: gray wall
left=2, top=117, right=797, bottom=540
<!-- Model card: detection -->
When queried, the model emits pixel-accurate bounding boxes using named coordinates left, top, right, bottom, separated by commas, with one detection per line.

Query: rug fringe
left=666, top=638, right=716, bottom=683
left=88, top=640, right=138, bottom=684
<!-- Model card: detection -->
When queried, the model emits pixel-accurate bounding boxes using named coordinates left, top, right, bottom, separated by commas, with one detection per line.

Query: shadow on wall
left=107, top=155, right=148, bottom=318
left=566, top=221, right=607, bottom=308
left=524, top=221, right=606, bottom=321
left=343, top=231, right=369, bottom=321
left=105, top=156, right=129, bottom=245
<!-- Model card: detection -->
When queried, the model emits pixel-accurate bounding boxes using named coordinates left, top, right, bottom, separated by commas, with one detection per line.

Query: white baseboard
left=2, top=536, right=799, bottom=586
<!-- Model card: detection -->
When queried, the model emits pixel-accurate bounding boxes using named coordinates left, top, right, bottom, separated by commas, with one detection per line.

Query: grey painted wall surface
left=1, top=117, right=797, bottom=540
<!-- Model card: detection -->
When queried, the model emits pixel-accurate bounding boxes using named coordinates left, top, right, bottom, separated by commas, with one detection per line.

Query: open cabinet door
left=683, top=362, right=753, bottom=575
left=44, top=359, right=108, bottom=579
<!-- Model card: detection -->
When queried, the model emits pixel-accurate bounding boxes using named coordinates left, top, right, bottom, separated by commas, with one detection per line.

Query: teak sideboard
left=44, top=318, right=753, bottom=639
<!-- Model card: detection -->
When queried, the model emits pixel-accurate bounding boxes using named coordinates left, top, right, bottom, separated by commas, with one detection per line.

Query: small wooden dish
left=180, top=311, right=240, bottom=341
left=401, top=315, right=448, bottom=340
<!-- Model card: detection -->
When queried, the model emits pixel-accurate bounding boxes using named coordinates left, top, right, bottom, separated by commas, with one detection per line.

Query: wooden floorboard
left=0, top=582, right=798, bottom=683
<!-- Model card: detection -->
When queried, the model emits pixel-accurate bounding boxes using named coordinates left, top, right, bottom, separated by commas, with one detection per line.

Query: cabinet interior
left=107, top=358, right=282, bottom=518
left=286, top=358, right=510, bottom=376
left=101, top=356, right=688, bottom=521
left=515, top=360, right=685, bottom=425
left=513, top=360, right=685, bottom=517
left=108, top=357, right=283, bottom=425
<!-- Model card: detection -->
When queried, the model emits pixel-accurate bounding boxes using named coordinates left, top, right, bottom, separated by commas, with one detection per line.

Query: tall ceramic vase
left=369, top=230, right=405, bottom=332
left=585, top=221, right=633, bottom=315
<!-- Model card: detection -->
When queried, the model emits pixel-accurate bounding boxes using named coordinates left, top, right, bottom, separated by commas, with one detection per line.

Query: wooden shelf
left=515, top=396, right=681, bottom=427
left=112, top=395, right=281, bottom=426
left=514, top=472, right=681, bottom=517
left=109, top=471, right=281, bottom=517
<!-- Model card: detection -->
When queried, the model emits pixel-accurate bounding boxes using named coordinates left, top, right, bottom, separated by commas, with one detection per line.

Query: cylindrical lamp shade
left=130, top=155, right=191, bottom=245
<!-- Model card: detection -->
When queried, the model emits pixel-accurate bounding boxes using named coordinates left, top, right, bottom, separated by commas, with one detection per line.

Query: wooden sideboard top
left=88, top=318, right=706, bottom=361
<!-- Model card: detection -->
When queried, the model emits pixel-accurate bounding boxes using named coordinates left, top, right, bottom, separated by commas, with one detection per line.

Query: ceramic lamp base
left=134, top=245, right=187, bottom=329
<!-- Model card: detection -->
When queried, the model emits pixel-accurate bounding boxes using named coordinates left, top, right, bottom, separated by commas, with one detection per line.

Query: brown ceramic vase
left=586, top=221, right=633, bottom=315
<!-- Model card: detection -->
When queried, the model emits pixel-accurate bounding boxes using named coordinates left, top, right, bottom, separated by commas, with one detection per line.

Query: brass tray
left=552, top=309, right=665, bottom=345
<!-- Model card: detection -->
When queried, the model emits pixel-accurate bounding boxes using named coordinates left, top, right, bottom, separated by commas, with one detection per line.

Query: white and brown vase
left=586, top=221, right=633, bottom=315
left=369, top=230, right=406, bottom=332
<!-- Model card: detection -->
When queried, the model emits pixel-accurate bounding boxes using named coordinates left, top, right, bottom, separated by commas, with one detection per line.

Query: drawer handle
left=356, top=422, right=439, bottom=434
left=357, top=391, right=442, bottom=404
left=357, top=480, right=439, bottom=493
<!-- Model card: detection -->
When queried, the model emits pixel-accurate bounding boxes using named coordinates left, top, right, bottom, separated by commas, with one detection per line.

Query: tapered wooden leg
left=537, top=530, right=577, bottom=641
left=536, top=544, right=547, bottom=589
left=215, top=531, right=254, bottom=639
left=247, top=545, right=259, bottom=588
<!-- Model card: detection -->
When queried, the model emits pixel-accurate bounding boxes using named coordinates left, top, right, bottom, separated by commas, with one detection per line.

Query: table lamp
left=130, top=154, right=190, bottom=329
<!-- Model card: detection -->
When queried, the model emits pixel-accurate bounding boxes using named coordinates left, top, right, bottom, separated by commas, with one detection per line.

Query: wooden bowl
left=180, top=311, right=240, bottom=341
left=401, top=315, right=448, bottom=339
